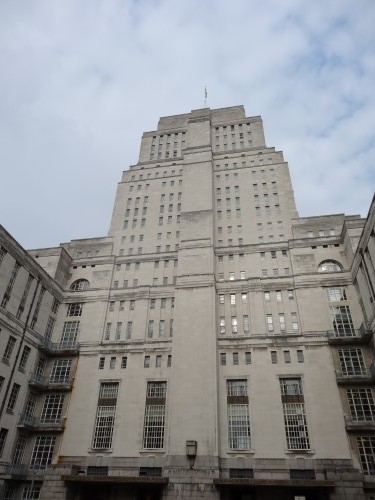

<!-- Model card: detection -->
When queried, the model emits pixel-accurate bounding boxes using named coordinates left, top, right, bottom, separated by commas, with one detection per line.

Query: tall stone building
left=0, top=106, right=374, bottom=500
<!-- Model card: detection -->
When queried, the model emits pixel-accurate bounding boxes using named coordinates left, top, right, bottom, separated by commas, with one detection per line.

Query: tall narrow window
left=1, top=261, right=21, bottom=308
left=12, top=435, right=27, bottom=464
left=330, top=306, right=354, bottom=336
left=3, top=336, right=16, bottom=363
left=16, top=274, right=34, bottom=319
left=18, top=346, right=31, bottom=372
left=126, top=321, right=132, bottom=339
left=30, top=286, right=45, bottom=329
left=291, top=313, right=299, bottom=332
left=60, top=321, right=79, bottom=347
left=227, top=380, right=251, bottom=449
left=243, top=316, right=250, bottom=334
left=267, top=315, right=274, bottom=332
left=220, top=317, right=226, bottom=335
left=44, top=316, right=56, bottom=341
left=143, top=382, right=167, bottom=449
left=231, top=317, right=238, bottom=334
left=0, top=428, right=8, bottom=456
left=159, top=320, right=165, bottom=337
left=279, top=314, right=286, bottom=332
left=92, top=383, right=119, bottom=449
left=280, top=378, right=310, bottom=451
left=7, top=383, right=20, bottom=413
left=148, top=320, right=154, bottom=338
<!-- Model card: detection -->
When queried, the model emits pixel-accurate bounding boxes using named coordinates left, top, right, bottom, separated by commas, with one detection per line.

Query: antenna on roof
left=204, top=86, right=207, bottom=107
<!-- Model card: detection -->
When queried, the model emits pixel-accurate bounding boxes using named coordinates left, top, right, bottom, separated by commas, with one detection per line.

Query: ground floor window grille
left=50, top=359, right=71, bottom=384
left=347, top=388, right=375, bottom=421
left=357, top=436, right=375, bottom=475
left=227, top=380, right=251, bottom=450
left=92, top=382, right=119, bottom=449
left=30, top=436, right=56, bottom=470
left=143, top=382, right=167, bottom=449
left=338, top=348, right=367, bottom=376
left=280, top=378, right=310, bottom=451
left=40, top=394, right=64, bottom=423
left=22, top=482, right=42, bottom=499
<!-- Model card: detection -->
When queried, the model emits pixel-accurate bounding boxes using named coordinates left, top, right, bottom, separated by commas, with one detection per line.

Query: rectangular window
left=220, top=353, right=226, bottom=365
left=279, top=313, right=286, bottom=332
left=14, top=346, right=29, bottom=374
left=98, top=357, right=105, bottom=369
left=276, top=290, right=282, bottom=301
left=347, top=388, right=375, bottom=422
left=219, top=295, right=225, bottom=304
left=230, top=294, right=236, bottom=305
left=17, top=274, right=34, bottom=319
left=338, top=348, right=366, bottom=376
left=297, top=350, right=304, bottom=363
left=143, top=382, right=167, bottom=449
left=30, top=435, right=56, bottom=470
left=1, top=261, right=21, bottom=308
left=156, top=355, right=162, bottom=368
left=159, top=320, right=165, bottom=337
left=92, top=383, right=119, bottom=449
left=357, top=436, right=375, bottom=475
left=0, top=428, right=8, bottom=456
left=288, top=290, right=294, bottom=301
left=12, top=435, right=27, bottom=465
left=60, top=321, right=79, bottom=347
left=267, top=315, right=274, bottom=332
left=220, top=317, right=226, bottom=335
left=110, top=357, right=116, bottom=369
left=291, top=312, right=299, bottom=332
left=283, top=350, right=291, bottom=363
left=67, top=303, right=83, bottom=317
left=271, top=351, right=277, bottom=363
left=227, top=380, right=251, bottom=449
left=327, top=287, right=347, bottom=301
left=3, top=336, right=16, bottom=363
left=121, top=356, right=127, bottom=368
left=231, top=317, right=238, bottom=334
left=167, top=355, right=172, bottom=367
left=330, top=306, right=354, bottom=336
left=7, top=383, right=20, bottom=413
left=104, top=323, right=111, bottom=340
left=233, top=352, right=239, bottom=365
left=243, top=315, right=250, bottom=334
left=126, top=321, right=132, bottom=339
left=148, top=320, right=154, bottom=338
left=41, top=394, right=65, bottom=423
left=144, top=356, right=150, bottom=368
left=115, top=322, right=122, bottom=339
left=280, top=378, right=310, bottom=450
left=44, top=316, right=56, bottom=341
left=245, top=352, right=251, bottom=364
left=264, top=291, right=270, bottom=301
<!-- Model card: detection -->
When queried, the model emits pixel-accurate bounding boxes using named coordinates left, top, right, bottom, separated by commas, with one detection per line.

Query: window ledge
left=139, top=450, right=165, bottom=455
left=87, top=448, right=113, bottom=454
left=226, top=449, right=255, bottom=455
left=284, top=449, right=315, bottom=455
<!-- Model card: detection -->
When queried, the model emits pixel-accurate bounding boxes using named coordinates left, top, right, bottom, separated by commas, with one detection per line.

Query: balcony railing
left=1, top=463, right=46, bottom=477
left=29, top=372, right=73, bottom=390
left=39, top=339, right=80, bottom=355
left=18, top=413, right=65, bottom=431
left=335, top=369, right=374, bottom=384
left=344, top=415, right=375, bottom=431
left=328, top=328, right=372, bottom=345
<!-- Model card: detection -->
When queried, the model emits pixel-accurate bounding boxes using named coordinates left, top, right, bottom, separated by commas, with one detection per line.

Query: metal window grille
left=338, top=348, right=367, bottom=375
left=41, top=394, right=64, bottom=423
left=330, top=306, right=354, bottom=335
left=229, top=469, right=253, bottom=479
left=347, top=388, right=375, bottom=422
left=139, top=467, right=162, bottom=477
left=92, top=383, right=119, bottom=449
left=22, top=483, right=42, bottom=499
left=290, top=469, right=315, bottom=480
left=13, top=435, right=28, bottom=464
left=357, top=436, right=375, bottom=475
left=50, top=359, right=71, bottom=383
left=3, top=336, right=16, bottom=363
left=30, top=435, right=56, bottom=470
left=7, top=384, right=20, bottom=413
left=280, top=378, right=303, bottom=396
left=60, top=321, right=79, bottom=347
left=51, top=298, right=60, bottom=314
left=282, top=403, right=310, bottom=450
left=227, top=404, right=251, bottom=449
left=227, top=380, right=247, bottom=397
left=143, top=383, right=167, bottom=449
left=67, top=303, right=83, bottom=317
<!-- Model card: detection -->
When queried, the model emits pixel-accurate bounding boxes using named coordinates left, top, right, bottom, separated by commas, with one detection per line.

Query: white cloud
left=0, top=0, right=374, bottom=248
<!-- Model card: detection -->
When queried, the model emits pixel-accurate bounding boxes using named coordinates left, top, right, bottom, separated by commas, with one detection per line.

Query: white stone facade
left=0, top=106, right=374, bottom=499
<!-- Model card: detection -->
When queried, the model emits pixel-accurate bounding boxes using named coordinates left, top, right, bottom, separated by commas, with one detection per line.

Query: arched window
left=318, top=260, right=342, bottom=273
left=70, top=279, right=90, bottom=291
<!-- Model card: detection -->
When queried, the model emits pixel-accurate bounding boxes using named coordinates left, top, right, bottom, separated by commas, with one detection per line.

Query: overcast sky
left=0, top=0, right=374, bottom=249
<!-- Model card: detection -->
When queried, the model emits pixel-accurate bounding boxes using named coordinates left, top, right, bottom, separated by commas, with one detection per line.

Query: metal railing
left=39, top=338, right=80, bottom=353
left=18, top=413, right=65, bottom=430
left=29, top=372, right=73, bottom=387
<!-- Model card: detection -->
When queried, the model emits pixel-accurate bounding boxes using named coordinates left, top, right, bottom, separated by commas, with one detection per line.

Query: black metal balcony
left=18, top=413, right=65, bottom=432
left=38, top=339, right=79, bottom=356
left=28, top=372, right=73, bottom=391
